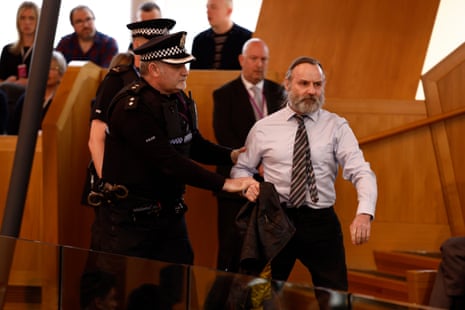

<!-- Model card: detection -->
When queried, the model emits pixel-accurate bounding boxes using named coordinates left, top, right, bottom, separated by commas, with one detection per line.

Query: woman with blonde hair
left=0, top=1, right=39, bottom=84
left=0, top=1, right=40, bottom=129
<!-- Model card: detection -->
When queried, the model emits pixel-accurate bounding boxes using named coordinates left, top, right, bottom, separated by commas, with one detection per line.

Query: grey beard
left=290, top=95, right=324, bottom=114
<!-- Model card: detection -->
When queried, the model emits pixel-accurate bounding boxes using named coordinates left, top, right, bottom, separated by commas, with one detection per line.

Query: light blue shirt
left=231, top=104, right=377, bottom=217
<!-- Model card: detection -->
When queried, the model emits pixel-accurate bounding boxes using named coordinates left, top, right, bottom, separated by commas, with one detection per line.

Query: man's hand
left=230, top=146, right=246, bottom=164
left=242, top=182, right=260, bottom=202
left=350, top=213, right=372, bottom=245
left=222, top=177, right=258, bottom=201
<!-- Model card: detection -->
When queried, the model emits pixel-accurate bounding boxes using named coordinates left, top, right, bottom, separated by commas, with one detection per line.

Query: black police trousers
left=90, top=197, right=194, bottom=265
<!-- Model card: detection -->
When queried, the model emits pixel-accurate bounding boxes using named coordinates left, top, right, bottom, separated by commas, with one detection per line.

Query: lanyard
left=21, top=47, right=32, bottom=64
left=248, top=89, right=266, bottom=119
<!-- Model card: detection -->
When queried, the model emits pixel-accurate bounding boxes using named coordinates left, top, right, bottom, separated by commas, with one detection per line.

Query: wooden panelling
left=0, top=136, right=42, bottom=240
left=0, top=137, right=49, bottom=307
left=42, top=62, right=102, bottom=247
left=184, top=70, right=241, bottom=269
left=422, top=42, right=465, bottom=236
left=406, top=270, right=437, bottom=305
left=255, top=0, right=439, bottom=100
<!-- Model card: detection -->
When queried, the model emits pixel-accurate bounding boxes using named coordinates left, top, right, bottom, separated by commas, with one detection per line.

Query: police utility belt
left=87, top=182, right=187, bottom=217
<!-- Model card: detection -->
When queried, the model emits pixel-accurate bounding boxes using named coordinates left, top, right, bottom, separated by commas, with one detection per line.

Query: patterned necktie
left=289, top=114, right=319, bottom=207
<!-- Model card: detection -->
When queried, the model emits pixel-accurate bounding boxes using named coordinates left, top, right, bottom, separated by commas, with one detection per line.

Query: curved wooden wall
left=422, top=42, right=465, bottom=236
left=42, top=62, right=103, bottom=247
left=254, top=0, right=439, bottom=100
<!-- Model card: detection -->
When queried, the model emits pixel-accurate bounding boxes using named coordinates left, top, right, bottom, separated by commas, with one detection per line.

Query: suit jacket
left=213, top=76, right=286, bottom=199
left=236, top=182, right=295, bottom=276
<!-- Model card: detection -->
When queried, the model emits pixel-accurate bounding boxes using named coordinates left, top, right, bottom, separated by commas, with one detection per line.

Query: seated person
left=429, top=236, right=465, bottom=309
left=7, top=50, right=67, bottom=134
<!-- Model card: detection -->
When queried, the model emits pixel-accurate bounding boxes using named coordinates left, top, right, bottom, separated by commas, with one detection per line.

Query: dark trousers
left=91, top=199, right=194, bottom=265
left=203, top=196, right=246, bottom=310
left=271, top=206, right=348, bottom=291
left=216, top=196, right=246, bottom=272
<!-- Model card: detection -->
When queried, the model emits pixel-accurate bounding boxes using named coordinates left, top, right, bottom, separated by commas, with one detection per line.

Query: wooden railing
left=359, top=106, right=465, bottom=145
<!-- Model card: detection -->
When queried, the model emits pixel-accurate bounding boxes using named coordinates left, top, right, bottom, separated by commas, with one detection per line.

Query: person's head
left=17, top=1, right=39, bottom=37
left=108, top=52, right=135, bottom=69
left=12, top=1, right=39, bottom=53
left=80, top=269, right=118, bottom=310
left=70, top=5, right=96, bottom=42
left=284, top=56, right=326, bottom=114
left=135, top=31, right=195, bottom=95
left=239, top=38, right=269, bottom=85
left=48, top=50, right=67, bottom=87
left=127, top=18, right=176, bottom=68
left=137, top=2, right=162, bottom=21
left=206, top=0, right=233, bottom=33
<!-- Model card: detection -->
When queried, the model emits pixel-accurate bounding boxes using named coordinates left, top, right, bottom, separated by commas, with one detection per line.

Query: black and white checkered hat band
left=141, top=46, right=186, bottom=61
left=132, top=27, right=168, bottom=37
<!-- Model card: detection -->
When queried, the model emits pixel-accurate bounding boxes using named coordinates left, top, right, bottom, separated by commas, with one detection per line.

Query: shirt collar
left=241, top=75, right=264, bottom=92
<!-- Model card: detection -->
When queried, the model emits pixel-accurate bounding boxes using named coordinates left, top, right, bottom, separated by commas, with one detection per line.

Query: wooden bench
left=348, top=269, right=408, bottom=302
left=373, top=250, right=440, bottom=277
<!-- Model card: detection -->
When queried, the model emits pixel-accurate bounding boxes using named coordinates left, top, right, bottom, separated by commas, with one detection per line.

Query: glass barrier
left=60, top=246, right=189, bottom=309
left=0, top=235, right=59, bottom=310
left=0, top=235, right=444, bottom=309
left=350, top=293, right=441, bottom=309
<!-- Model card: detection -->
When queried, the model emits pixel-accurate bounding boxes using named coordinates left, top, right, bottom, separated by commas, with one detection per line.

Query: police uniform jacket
left=102, top=79, right=233, bottom=203
left=90, top=64, right=140, bottom=123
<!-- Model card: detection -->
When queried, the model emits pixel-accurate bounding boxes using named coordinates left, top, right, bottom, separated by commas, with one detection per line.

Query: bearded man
left=56, top=5, right=118, bottom=68
left=232, top=56, right=378, bottom=307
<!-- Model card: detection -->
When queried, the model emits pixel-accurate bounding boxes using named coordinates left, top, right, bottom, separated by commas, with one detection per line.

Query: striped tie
left=289, top=114, right=319, bottom=207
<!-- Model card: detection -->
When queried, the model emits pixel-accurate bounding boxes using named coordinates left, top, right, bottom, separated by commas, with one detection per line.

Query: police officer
left=88, top=18, right=176, bottom=179
left=93, top=31, right=258, bottom=265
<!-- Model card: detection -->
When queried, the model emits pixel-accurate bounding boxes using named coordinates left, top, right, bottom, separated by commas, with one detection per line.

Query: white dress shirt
left=231, top=104, right=377, bottom=217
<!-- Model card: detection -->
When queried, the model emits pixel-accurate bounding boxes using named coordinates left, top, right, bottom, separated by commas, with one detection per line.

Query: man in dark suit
left=212, top=38, right=286, bottom=273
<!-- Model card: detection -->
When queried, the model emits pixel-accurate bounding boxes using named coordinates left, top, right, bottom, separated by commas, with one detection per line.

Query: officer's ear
left=148, top=62, right=162, bottom=76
